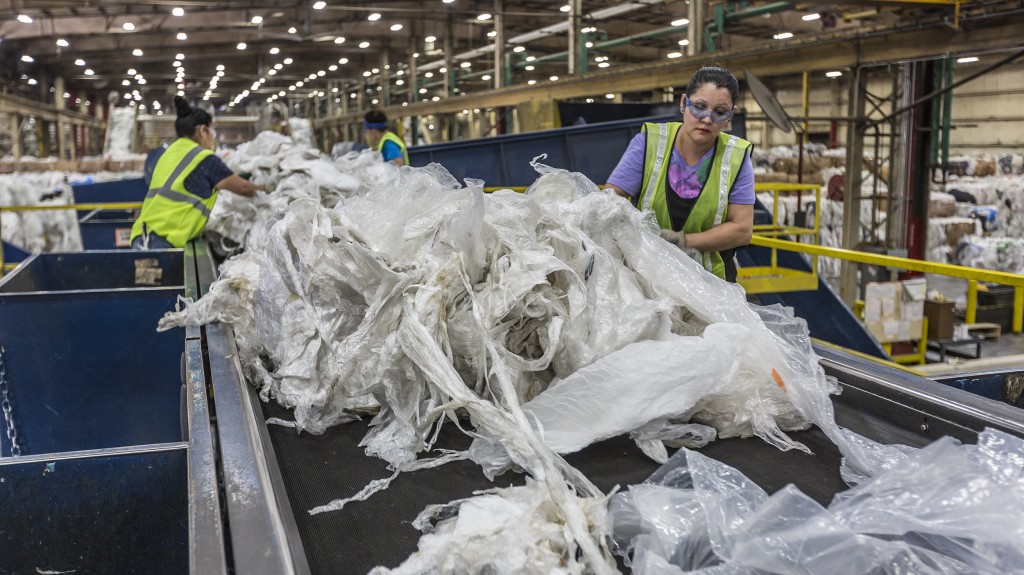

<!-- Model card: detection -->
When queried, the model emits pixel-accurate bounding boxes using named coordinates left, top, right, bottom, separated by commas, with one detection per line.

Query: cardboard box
left=864, top=279, right=926, bottom=343
left=924, top=299, right=955, bottom=340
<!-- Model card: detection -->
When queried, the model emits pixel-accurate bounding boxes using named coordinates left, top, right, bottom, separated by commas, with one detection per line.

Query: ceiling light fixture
left=17, top=14, right=33, bottom=23
left=334, top=36, right=345, bottom=43
left=21, top=55, right=34, bottom=63
left=359, top=41, right=370, bottom=48
left=237, top=42, right=247, bottom=49
left=313, top=1, right=326, bottom=9
left=123, top=22, right=135, bottom=31
left=477, top=13, right=492, bottom=21
left=672, top=18, right=689, bottom=26
left=251, top=15, right=263, bottom=24
left=524, top=65, right=534, bottom=71
left=338, top=57, right=348, bottom=64
left=75, top=59, right=86, bottom=66
left=390, top=24, right=403, bottom=31
left=172, top=7, right=184, bottom=16
left=802, top=13, right=821, bottom=21
left=825, top=70, right=842, bottom=77
left=56, top=38, right=69, bottom=47
left=288, top=26, right=297, bottom=33
left=513, top=46, right=525, bottom=53
left=270, top=47, right=280, bottom=54
left=773, top=32, right=793, bottom=40
left=177, top=32, right=187, bottom=40
left=284, top=57, right=293, bottom=64
left=133, top=48, right=144, bottom=56
left=560, top=5, right=571, bottom=13
left=667, top=52, right=682, bottom=58
left=957, top=56, right=979, bottom=63
left=368, top=12, right=381, bottom=21
left=84, top=69, right=94, bottom=75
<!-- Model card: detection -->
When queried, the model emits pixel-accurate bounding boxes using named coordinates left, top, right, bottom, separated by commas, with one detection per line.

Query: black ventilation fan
left=743, top=68, right=795, bottom=133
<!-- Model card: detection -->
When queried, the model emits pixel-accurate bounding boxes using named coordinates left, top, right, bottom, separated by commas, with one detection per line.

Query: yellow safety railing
left=811, top=337, right=927, bottom=376
left=739, top=183, right=822, bottom=294
left=751, top=235, right=1024, bottom=335
left=0, top=202, right=144, bottom=275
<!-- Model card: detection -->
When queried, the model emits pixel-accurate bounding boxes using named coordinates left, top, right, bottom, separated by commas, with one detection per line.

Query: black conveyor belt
left=261, top=400, right=874, bottom=574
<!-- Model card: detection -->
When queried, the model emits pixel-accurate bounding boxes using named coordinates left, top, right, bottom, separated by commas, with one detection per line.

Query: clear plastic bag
left=611, top=429, right=1024, bottom=574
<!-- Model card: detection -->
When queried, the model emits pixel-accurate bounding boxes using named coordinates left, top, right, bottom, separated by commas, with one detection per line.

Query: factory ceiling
left=0, top=0, right=1011, bottom=114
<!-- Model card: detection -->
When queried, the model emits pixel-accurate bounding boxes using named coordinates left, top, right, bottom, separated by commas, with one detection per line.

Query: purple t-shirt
left=606, top=132, right=755, bottom=205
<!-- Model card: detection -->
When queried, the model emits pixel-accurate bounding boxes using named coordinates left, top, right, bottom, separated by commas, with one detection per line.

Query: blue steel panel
left=2, top=240, right=30, bottom=264
left=0, top=446, right=188, bottom=574
left=0, top=288, right=185, bottom=454
left=932, top=370, right=1024, bottom=407
left=408, top=115, right=678, bottom=187
left=78, top=210, right=137, bottom=250
left=0, top=250, right=184, bottom=293
left=565, top=125, right=641, bottom=186
left=71, top=177, right=147, bottom=205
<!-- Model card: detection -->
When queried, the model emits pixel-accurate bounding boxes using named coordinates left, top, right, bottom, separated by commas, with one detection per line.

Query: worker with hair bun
left=606, top=65, right=755, bottom=282
left=131, top=96, right=262, bottom=249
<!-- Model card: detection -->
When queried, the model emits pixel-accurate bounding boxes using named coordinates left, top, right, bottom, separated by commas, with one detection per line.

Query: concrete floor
left=922, top=274, right=1023, bottom=361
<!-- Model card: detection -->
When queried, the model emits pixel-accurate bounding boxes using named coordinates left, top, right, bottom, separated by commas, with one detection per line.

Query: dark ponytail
left=173, top=95, right=213, bottom=138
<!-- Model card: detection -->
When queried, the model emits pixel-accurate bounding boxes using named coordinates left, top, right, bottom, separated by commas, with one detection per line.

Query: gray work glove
left=659, top=229, right=702, bottom=263
left=659, top=228, right=685, bottom=247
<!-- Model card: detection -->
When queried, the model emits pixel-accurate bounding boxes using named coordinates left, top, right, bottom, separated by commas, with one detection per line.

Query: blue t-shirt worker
left=364, top=109, right=409, bottom=166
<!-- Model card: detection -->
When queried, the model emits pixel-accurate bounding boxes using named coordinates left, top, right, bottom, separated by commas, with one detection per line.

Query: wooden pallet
left=967, top=322, right=1001, bottom=340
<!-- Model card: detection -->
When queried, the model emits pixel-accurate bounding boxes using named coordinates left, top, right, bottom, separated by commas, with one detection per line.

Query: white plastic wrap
left=0, top=172, right=84, bottom=253
left=611, top=428, right=1024, bottom=574
left=162, top=157, right=919, bottom=573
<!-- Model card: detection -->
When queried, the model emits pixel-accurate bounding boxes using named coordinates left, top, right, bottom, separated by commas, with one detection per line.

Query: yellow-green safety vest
left=636, top=123, right=751, bottom=279
left=377, top=131, right=410, bottom=165
left=130, top=138, right=218, bottom=248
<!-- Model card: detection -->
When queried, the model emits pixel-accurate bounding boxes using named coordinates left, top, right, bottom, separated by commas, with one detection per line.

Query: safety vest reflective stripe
left=639, top=123, right=670, bottom=214
left=145, top=145, right=211, bottom=217
left=146, top=186, right=212, bottom=218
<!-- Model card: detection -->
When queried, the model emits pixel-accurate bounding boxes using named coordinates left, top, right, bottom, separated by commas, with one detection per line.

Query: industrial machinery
left=2, top=242, right=1022, bottom=573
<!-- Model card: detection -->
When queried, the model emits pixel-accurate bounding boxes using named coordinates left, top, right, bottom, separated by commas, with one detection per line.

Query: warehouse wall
left=741, top=61, right=1024, bottom=155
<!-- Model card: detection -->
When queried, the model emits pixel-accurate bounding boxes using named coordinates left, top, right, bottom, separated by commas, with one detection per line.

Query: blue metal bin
left=0, top=250, right=185, bottom=455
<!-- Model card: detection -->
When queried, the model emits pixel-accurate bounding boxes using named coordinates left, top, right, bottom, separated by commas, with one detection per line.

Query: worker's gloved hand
left=659, top=228, right=685, bottom=247
left=659, top=229, right=702, bottom=263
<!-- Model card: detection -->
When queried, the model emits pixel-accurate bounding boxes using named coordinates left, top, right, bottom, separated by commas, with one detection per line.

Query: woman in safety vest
left=131, top=96, right=262, bottom=249
left=605, top=65, right=754, bottom=282
left=364, top=109, right=409, bottom=166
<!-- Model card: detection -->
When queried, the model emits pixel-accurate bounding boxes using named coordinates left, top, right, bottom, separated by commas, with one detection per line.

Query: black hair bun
left=174, top=95, right=192, bottom=117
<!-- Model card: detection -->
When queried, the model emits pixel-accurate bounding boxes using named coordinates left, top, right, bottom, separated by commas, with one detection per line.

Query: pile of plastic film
left=160, top=157, right=908, bottom=573
left=611, top=428, right=1024, bottom=574
left=204, top=130, right=398, bottom=252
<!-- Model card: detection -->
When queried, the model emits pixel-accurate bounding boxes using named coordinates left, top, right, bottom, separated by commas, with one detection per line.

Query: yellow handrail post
left=966, top=280, right=978, bottom=324
left=1015, top=286, right=1023, bottom=334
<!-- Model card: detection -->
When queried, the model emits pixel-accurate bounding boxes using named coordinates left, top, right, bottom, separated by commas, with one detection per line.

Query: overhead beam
left=0, top=93, right=107, bottom=128
left=316, top=16, right=1021, bottom=125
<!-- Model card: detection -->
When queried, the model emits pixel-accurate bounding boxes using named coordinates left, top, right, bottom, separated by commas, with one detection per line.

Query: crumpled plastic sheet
left=610, top=428, right=1024, bottom=575
left=161, top=154, right=913, bottom=573
left=207, top=131, right=395, bottom=253
left=0, top=172, right=94, bottom=253
left=370, top=479, right=617, bottom=575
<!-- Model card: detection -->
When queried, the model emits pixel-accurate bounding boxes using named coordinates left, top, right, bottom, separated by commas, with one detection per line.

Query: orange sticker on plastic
left=771, top=368, right=786, bottom=390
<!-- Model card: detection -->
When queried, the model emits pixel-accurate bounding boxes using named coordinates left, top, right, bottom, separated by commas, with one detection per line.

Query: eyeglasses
left=682, top=96, right=734, bottom=124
